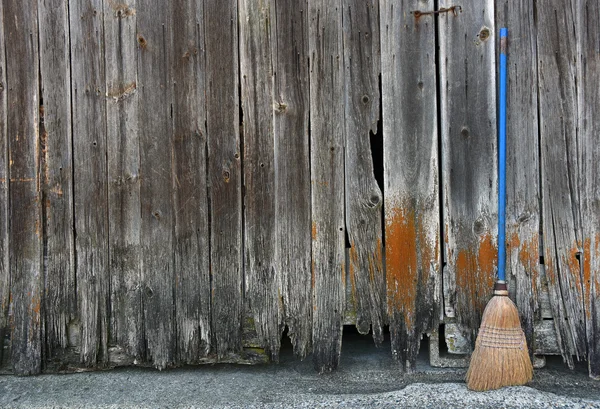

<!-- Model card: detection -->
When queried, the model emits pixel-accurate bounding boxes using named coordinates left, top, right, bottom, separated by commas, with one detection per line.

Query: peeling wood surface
left=2, top=0, right=600, bottom=377
left=205, top=0, right=244, bottom=358
left=171, top=0, right=211, bottom=364
left=578, top=0, right=600, bottom=379
left=495, top=0, right=541, bottom=354
left=0, top=0, right=9, bottom=367
left=104, top=0, right=144, bottom=361
left=4, top=0, right=43, bottom=375
left=439, top=0, right=498, bottom=333
left=537, top=0, right=586, bottom=367
left=309, top=0, right=346, bottom=373
left=240, top=0, right=283, bottom=361
left=272, top=0, right=312, bottom=359
left=381, top=0, right=439, bottom=370
left=343, top=0, right=386, bottom=347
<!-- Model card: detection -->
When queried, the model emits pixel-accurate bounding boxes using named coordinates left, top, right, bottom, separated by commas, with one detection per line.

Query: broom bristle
left=465, top=295, right=533, bottom=391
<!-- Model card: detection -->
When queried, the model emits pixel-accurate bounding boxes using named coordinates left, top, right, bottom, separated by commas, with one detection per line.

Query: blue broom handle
left=498, top=28, right=508, bottom=282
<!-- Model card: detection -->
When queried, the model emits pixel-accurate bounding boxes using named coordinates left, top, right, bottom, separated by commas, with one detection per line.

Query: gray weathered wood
left=240, top=0, right=282, bottom=360
left=70, top=0, right=109, bottom=366
left=104, top=0, right=144, bottom=360
left=578, top=0, right=600, bottom=379
left=137, top=0, right=175, bottom=368
left=38, top=0, right=76, bottom=356
left=537, top=0, right=586, bottom=368
left=343, top=0, right=385, bottom=346
left=309, top=0, right=345, bottom=373
left=272, top=0, right=312, bottom=359
left=495, top=0, right=541, bottom=354
left=439, top=0, right=497, bottom=333
left=0, top=0, right=9, bottom=367
left=205, top=0, right=244, bottom=358
left=5, top=0, right=43, bottom=375
left=381, top=0, right=440, bottom=370
left=171, top=0, right=211, bottom=362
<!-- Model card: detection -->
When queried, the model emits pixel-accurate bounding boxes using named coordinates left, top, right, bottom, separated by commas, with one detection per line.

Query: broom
left=465, top=27, right=534, bottom=391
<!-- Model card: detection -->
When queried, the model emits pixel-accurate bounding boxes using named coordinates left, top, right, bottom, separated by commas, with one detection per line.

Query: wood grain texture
left=272, top=0, right=312, bottom=359
left=381, top=0, right=440, bottom=370
left=495, top=0, right=541, bottom=354
left=0, top=0, right=9, bottom=367
left=537, top=0, right=586, bottom=368
left=309, top=0, right=345, bottom=373
left=137, top=0, right=175, bottom=368
left=343, top=0, right=385, bottom=346
left=104, top=0, right=144, bottom=360
left=70, top=0, right=109, bottom=367
left=578, top=0, right=600, bottom=379
left=439, top=0, right=497, bottom=333
left=171, top=0, right=211, bottom=363
left=240, top=0, right=282, bottom=360
left=38, top=0, right=76, bottom=357
left=205, top=0, right=243, bottom=358
left=4, top=0, right=43, bottom=375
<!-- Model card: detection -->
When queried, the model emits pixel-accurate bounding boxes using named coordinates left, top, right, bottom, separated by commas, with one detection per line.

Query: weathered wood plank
left=70, top=0, right=109, bottom=366
left=343, top=0, right=385, bottom=346
left=309, top=0, right=345, bottom=373
left=240, top=0, right=282, bottom=360
left=171, top=0, right=211, bottom=362
left=4, top=0, right=43, bottom=375
left=104, top=0, right=144, bottom=360
left=495, top=0, right=542, bottom=353
left=537, top=0, right=586, bottom=368
left=205, top=0, right=243, bottom=358
left=578, top=0, right=600, bottom=379
left=439, top=0, right=497, bottom=333
left=38, top=0, right=76, bottom=357
left=137, top=0, right=175, bottom=368
left=381, top=0, right=440, bottom=370
left=0, top=0, right=9, bottom=367
left=272, top=0, right=312, bottom=359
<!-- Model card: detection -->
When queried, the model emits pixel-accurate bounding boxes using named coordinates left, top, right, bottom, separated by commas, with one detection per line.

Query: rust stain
left=109, top=0, right=136, bottom=18
left=348, top=242, right=358, bottom=302
left=311, top=221, right=317, bottom=240
left=455, top=232, right=497, bottom=316
left=519, top=234, right=539, bottom=300
left=107, top=81, right=137, bottom=102
left=385, top=206, right=418, bottom=327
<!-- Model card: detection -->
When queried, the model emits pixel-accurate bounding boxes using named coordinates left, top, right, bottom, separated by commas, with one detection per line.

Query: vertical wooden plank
left=70, top=0, right=109, bottom=366
left=4, top=0, right=43, bottom=375
left=578, top=0, right=600, bottom=379
left=381, top=0, right=440, bottom=369
left=439, top=0, right=497, bottom=333
left=343, top=0, right=385, bottom=344
left=171, top=0, right=211, bottom=362
left=38, top=0, right=76, bottom=356
left=240, top=0, right=282, bottom=359
left=272, top=0, right=312, bottom=359
left=205, top=0, right=243, bottom=358
left=537, top=0, right=586, bottom=367
left=104, top=0, right=144, bottom=359
left=137, top=0, right=175, bottom=368
left=0, top=0, right=9, bottom=366
left=495, top=0, right=541, bottom=353
left=308, top=0, right=345, bottom=373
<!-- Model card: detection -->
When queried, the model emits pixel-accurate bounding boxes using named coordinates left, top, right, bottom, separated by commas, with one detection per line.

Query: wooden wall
left=0, top=0, right=599, bottom=378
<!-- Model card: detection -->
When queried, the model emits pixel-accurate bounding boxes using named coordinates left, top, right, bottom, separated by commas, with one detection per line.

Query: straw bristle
left=466, top=295, right=533, bottom=391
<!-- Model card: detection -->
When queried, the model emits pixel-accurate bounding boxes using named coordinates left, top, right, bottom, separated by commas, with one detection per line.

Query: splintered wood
left=0, top=0, right=599, bottom=379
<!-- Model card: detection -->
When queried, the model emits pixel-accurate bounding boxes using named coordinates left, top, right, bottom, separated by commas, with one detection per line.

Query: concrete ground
left=1, top=329, right=600, bottom=408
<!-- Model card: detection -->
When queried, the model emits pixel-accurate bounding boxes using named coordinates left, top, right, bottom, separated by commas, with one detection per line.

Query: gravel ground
left=1, top=330, right=599, bottom=408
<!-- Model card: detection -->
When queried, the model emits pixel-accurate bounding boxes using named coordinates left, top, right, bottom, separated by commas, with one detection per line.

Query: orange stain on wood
left=519, top=235, right=539, bottom=300
left=311, top=221, right=317, bottom=241
left=385, top=204, right=436, bottom=328
left=455, top=232, right=497, bottom=315
left=584, top=237, right=592, bottom=320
